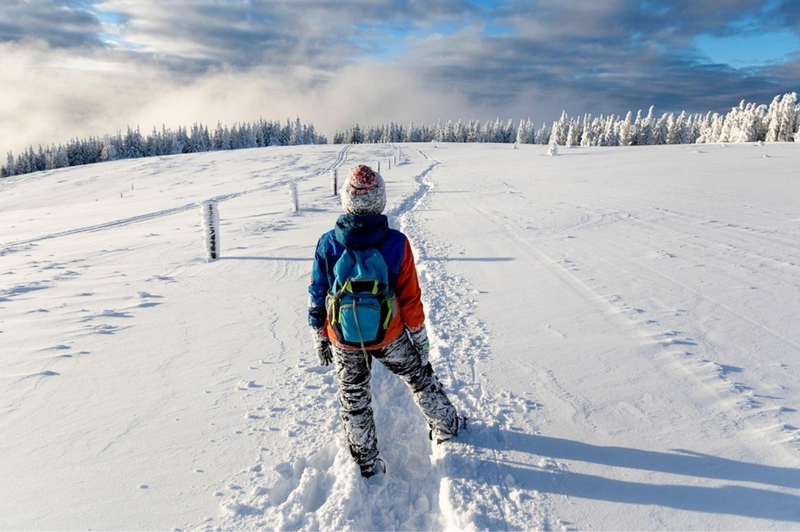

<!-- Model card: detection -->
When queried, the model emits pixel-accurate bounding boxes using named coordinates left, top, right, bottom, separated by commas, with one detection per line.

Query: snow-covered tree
left=536, top=122, right=550, bottom=145
left=550, top=111, right=569, bottom=146
left=289, top=117, right=304, bottom=146
left=4, top=152, right=15, bottom=177
left=515, top=118, right=535, bottom=144
left=765, top=92, right=797, bottom=142
left=3, top=116, right=326, bottom=179
left=565, top=122, right=579, bottom=147
left=617, top=112, right=632, bottom=146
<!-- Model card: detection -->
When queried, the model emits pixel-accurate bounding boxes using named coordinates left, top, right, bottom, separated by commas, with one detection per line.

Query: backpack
left=326, top=247, right=397, bottom=349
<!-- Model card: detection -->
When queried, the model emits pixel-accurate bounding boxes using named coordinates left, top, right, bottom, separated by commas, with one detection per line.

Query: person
left=308, top=164, right=461, bottom=478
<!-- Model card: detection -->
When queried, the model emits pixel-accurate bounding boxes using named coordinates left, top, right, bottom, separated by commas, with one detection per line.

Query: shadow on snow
left=466, top=430, right=800, bottom=522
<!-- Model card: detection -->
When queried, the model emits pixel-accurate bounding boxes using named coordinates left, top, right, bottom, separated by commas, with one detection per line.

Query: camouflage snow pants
left=332, top=331, right=458, bottom=466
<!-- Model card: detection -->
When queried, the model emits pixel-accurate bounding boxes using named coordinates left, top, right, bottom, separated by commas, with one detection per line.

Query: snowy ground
left=1, top=142, right=799, bottom=531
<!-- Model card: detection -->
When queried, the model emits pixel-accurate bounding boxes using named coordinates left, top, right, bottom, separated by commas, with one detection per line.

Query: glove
left=311, top=328, right=333, bottom=366
left=409, top=325, right=430, bottom=367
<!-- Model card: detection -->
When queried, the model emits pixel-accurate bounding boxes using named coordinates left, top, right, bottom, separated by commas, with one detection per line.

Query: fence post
left=289, top=183, right=299, bottom=212
left=201, top=201, right=220, bottom=261
left=331, top=169, right=338, bottom=196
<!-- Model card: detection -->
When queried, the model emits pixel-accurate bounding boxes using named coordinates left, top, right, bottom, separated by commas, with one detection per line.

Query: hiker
left=308, top=164, right=461, bottom=478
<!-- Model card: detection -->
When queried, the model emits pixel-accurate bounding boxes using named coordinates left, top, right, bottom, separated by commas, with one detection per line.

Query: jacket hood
left=334, top=214, right=390, bottom=250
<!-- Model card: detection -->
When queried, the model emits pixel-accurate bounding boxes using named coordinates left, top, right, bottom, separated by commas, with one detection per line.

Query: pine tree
left=795, top=101, right=800, bottom=142
left=779, top=92, right=797, bottom=142
left=536, top=122, right=550, bottom=145
left=289, top=117, right=303, bottom=145
left=565, top=122, right=578, bottom=147
left=5, top=152, right=14, bottom=177
left=35, top=146, right=47, bottom=172
left=765, top=95, right=783, bottom=142
left=123, top=126, right=145, bottom=158
left=53, top=144, right=69, bottom=168
left=618, top=111, right=633, bottom=146
left=577, top=115, right=591, bottom=147
left=673, top=111, right=689, bottom=144
left=101, top=135, right=117, bottom=161
left=639, top=106, right=655, bottom=145
left=551, top=111, right=569, bottom=146
left=515, top=119, right=535, bottom=144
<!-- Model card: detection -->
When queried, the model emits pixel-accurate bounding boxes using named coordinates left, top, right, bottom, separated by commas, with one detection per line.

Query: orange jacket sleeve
left=395, top=237, right=425, bottom=331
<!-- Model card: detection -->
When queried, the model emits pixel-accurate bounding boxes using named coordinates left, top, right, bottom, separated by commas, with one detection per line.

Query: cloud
left=399, top=0, right=798, bottom=117
left=0, top=39, right=474, bottom=156
left=93, top=0, right=480, bottom=72
left=0, top=0, right=104, bottom=48
left=1, top=0, right=798, bottom=157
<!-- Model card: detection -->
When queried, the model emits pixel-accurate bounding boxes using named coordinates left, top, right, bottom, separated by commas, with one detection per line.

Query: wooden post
left=289, top=183, right=299, bottom=212
left=201, top=201, right=220, bottom=261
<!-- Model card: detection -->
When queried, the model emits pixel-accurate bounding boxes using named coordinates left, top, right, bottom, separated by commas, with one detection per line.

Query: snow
left=1, top=142, right=800, bottom=531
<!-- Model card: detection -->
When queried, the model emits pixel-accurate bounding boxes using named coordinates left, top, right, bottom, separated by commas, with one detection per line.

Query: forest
left=334, top=92, right=799, bottom=148
left=3, top=92, right=798, bottom=179
left=2, top=117, right=326, bottom=178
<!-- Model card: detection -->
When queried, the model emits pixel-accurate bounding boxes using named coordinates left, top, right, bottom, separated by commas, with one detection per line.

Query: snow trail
left=391, top=148, right=548, bottom=530
left=206, top=146, right=548, bottom=531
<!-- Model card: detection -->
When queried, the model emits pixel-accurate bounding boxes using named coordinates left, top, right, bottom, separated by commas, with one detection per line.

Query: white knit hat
left=341, top=164, right=386, bottom=215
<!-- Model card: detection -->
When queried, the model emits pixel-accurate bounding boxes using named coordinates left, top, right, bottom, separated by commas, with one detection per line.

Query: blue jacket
left=308, top=214, right=425, bottom=348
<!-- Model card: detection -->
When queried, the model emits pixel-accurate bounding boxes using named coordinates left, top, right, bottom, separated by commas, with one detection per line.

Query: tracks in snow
left=206, top=146, right=546, bottom=531
left=1, top=146, right=352, bottom=254
left=391, top=148, right=548, bottom=530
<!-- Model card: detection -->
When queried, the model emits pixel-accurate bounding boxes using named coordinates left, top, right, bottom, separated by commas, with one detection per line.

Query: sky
left=1, top=0, right=799, bottom=156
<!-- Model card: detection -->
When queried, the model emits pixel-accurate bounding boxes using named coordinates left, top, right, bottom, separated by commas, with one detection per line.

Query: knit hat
left=341, top=164, right=386, bottom=215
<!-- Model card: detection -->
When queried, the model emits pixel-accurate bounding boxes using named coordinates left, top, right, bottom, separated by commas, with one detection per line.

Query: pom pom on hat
left=341, top=164, right=386, bottom=215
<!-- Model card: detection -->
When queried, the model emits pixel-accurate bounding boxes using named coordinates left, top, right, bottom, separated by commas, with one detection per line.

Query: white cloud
left=0, top=41, right=478, bottom=155
left=1, top=0, right=796, bottom=159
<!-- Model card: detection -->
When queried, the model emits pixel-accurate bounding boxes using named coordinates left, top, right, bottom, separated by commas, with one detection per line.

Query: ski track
left=1, top=146, right=351, bottom=254
left=402, top=150, right=553, bottom=531
left=468, top=180, right=800, bottom=455
left=1, top=145, right=350, bottom=429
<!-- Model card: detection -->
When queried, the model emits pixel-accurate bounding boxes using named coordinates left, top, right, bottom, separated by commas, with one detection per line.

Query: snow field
left=1, top=142, right=800, bottom=530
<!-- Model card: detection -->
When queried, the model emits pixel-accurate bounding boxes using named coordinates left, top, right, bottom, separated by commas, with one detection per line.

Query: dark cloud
left=399, top=0, right=800, bottom=118
left=0, top=0, right=104, bottom=48
left=770, top=0, right=800, bottom=29
left=93, top=0, right=480, bottom=72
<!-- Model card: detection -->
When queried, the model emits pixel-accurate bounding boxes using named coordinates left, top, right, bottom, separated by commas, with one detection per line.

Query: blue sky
left=695, top=30, right=800, bottom=67
left=1, top=0, right=798, bottom=154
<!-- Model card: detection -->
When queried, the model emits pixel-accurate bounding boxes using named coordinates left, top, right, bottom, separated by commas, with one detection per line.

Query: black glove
left=409, top=324, right=430, bottom=367
left=311, top=328, right=332, bottom=366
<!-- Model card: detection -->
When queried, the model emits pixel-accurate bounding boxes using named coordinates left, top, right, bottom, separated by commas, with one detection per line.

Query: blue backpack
left=326, top=247, right=397, bottom=349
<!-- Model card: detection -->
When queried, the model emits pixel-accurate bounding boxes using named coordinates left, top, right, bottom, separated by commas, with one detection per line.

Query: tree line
left=333, top=92, right=800, bottom=147
left=4, top=92, right=798, bottom=179
left=2, top=117, right=327, bottom=178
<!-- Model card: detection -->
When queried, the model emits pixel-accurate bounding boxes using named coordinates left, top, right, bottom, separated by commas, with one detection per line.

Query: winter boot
left=430, top=415, right=467, bottom=444
left=359, top=457, right=386, bottom=478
